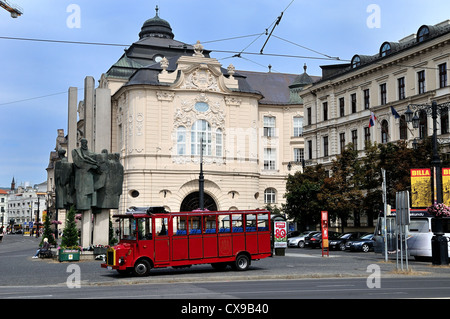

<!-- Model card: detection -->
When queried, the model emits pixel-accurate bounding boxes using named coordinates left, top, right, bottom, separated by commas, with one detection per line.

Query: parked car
left=329, top=232, right=368, bottom=251
left=287, top=231, right=319, bottom=248
left=345, top=233, right=375, bottom=252
left=305, top=231, right=340, bottom=248
left=287, top=230, right=302, bottom=238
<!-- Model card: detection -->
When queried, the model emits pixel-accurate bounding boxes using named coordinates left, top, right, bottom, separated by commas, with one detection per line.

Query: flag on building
left=391, top=106, right=400, bottom=119
left=369, top=112, right=377, bottom=128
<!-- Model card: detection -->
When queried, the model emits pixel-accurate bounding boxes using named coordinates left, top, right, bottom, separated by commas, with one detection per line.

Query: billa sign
left=411, top=169, right=431, bottom=207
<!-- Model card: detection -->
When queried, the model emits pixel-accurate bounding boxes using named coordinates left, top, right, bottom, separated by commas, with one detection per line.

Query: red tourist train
left=101, top=207, right=272, bottom=276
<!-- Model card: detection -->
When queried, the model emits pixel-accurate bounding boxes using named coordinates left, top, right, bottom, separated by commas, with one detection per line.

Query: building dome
left=139, top=6, right=174, bottom=40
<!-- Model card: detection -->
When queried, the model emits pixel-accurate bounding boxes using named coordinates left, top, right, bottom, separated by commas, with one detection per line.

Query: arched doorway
left=180, top=192, right=217, bottom=212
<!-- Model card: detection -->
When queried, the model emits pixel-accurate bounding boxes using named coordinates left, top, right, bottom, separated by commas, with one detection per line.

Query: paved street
left=1, top=233, right=450, bottom=290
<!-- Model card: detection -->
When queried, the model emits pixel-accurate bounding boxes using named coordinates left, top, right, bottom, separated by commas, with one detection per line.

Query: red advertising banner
left=321, top=211, right=329, bottom=256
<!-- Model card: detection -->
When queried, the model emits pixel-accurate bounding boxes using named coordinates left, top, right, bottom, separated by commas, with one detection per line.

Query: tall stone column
left=93, top=209, right=110, bottom=246
left=84, top=76, right=95, bottom=147
left=94, top=87, right=112, bottom=153
left=67, top=87, right=78, bottom=162
left=81, top=210, right=93, bottom=248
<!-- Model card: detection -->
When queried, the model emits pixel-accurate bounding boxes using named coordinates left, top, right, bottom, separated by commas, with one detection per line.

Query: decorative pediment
left=158, top=49, right=238, bottom=92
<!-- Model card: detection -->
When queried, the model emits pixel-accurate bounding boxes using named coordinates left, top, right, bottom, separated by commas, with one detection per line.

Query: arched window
left=418, top=26, right=430, bottom=43
left=380, top=42, right=391, bottom=57
left=191, top=120, right=211, bottom=155
left=381, top=120, right=389, bottom=144
left=264, top=188, right=276, bottom=204
left=351, top=55, right=361, bottom=69
left=216, top=128, right=223, bottom=157
left=176, top=126, right=186, bottom=155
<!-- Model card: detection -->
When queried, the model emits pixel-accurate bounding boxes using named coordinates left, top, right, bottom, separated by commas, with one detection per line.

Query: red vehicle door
left=154, top=217, right=169, bottom=263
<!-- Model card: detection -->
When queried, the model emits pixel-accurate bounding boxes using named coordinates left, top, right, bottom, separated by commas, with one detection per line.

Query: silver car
left=287, top=231, right=319, bottom=248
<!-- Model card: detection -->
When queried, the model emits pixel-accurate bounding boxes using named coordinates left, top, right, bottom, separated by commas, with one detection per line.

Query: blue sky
left=0, top=0, right=449, bottom=187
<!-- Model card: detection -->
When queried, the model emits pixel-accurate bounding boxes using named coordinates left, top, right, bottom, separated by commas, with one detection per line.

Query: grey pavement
left=1, top=234, right=450, bottom=287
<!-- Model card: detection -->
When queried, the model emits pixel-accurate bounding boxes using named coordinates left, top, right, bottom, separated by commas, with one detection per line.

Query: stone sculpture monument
left=55, top=138, right=124, bottom=247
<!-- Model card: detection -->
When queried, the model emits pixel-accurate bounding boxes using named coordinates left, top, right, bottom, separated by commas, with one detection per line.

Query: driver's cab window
left=137, top=218, right=152, bottom=240
left=120, top=218, right=136, bottom=240
left=155, top=217, right=168, bottom=236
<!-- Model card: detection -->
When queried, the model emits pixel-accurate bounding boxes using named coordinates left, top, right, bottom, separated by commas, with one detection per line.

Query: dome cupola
left=139, top=6, right=174, bottom=40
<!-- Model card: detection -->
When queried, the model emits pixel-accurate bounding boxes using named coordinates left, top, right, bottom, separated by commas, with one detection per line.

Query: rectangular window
left=339, top=97, right=345, bottom=117
left=351, top=93, right=357, bottom=113
left=400, top=116, right=408, bottom=140
left=339, top=132, right=345, bottom=154
left=263, top=116, right=275, bottom=137
left=323, top=136, right=329, bottom=157
left=339, top=133, right=345, bottom=153
left=323, top=102, right=328, bottom=121
left=364, top=89, right=370, bottom=110
left=380, top=83, right=387, bottom=105
left=441, top=107, right=449, bottom=135
left=439, top=63, right=447, bottom=88
left=294, top=148, right=304, bottom=162
left=307, top=140, right=312, bottom=160
left=293, top=117, right=303, bottom=137
left=351, top=129, right=358, bottom=150
left=264, top=148, right=276, bottom=170
left=418, top=70, right=426, bottom=94
left=216, top=129, right=223, bottom=157
left=177, top=126, right=186, bottom=155
left=364, top=127, right=371, bottom=143
left=398, top=77, right=405, bottom=100
left=307, top=108, right=312, bottom=125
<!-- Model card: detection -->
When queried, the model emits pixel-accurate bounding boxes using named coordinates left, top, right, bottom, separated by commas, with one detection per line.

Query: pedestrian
left=0, top=226, right=3, bottom=243
left=32, top=238, right=50, bottom=258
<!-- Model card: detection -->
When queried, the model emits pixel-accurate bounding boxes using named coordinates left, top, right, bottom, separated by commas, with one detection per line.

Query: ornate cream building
left=300, top=20, right=450, bottom=168
left=55, top=10, right=318, bottom=217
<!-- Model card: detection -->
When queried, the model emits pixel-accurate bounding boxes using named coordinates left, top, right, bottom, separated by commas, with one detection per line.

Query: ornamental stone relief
left=156, top=91, right=175, bottom=101
left=181, top=68, right=219, bottom=92
left=174, top=93, right=225, bottom=129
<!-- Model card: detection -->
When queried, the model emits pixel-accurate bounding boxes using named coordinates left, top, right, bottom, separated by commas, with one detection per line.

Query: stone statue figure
left=95, top=151, right=124, bottom=209
left=54, top=149, right=74, bottom=209
left=72, top=139, right=99, bottom=210
left=55, top=138, right=124, bottom=211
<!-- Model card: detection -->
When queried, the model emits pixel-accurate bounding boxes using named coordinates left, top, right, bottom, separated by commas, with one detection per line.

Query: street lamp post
left=199, top=137, right=205, bottom=211
left=405, top=100, right=450, bottom=265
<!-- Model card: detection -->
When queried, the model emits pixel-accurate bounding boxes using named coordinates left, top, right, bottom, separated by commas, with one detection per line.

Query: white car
left=287, top=231, right=319, bottom=248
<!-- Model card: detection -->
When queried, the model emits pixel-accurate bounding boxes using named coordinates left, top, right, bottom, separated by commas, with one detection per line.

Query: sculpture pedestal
left=80, top=209, right=109, bottom=247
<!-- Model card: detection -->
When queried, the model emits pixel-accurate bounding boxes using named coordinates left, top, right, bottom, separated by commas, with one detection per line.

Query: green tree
left=318, top=145, right=363, bottom=233
left=41, top=213, right=56, bottom=246
left=284, top=164, right=327, bottom=230
left=61, top=205, right=79, bottom=248
left=360, top=141, right=383, bottom=226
